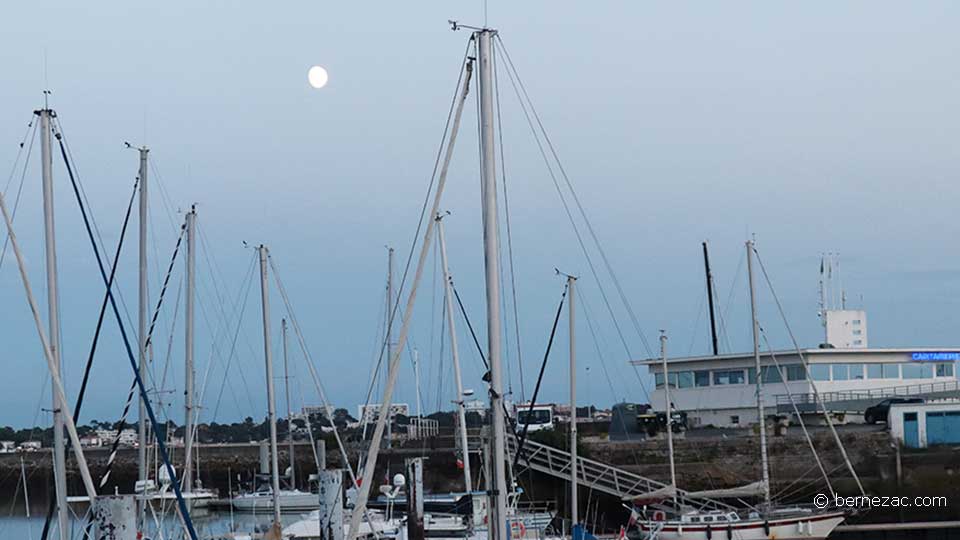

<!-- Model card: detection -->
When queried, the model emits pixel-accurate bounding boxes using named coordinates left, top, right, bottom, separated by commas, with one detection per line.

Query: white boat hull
left=231, top=490, right=319, bottom=512
left=638, top=511, right=845, bottom=540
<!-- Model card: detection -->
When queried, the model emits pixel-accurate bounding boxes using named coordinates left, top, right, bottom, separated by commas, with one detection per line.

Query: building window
left=714, top=370, right=745, bottom=385
left=786, top=365, right=806, bottom=381
left=882, top=364, right=900, bottom=379
left=761, top=366, right=782, bottom=384
left=832, top=364, right=849, bottom=381
left=730, top=415, right=740, bottom=425
left=849, top=364, right=865, bottom=380
left=902, top=363, right=933, bottom=379
left=654, top=372, right=679, bottom=389
left=853, top=320, right=861, bottom=325
left=677, top=371, right=694, bottom=389
left=937, top=363, right=954, bottom=377
left=695, top=370, right=710, bottom=387
left=853, top=329, right=862, bottom=336
left=748, top=367, right=757, bottom=384
left=867, top=364, right=883, bottom=379
left=810, top=364, right=830, bottom=381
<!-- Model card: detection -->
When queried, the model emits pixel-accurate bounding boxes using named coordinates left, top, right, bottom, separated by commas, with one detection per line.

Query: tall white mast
left=413, top=348, right=422, bottom=419
left=282, top=318, right=295, bottom=488
left=183, top=205, right=196, bottom=493
left=38, top=105, right=69, bottom=540
left=660, top=331, right=677, bottom=507
left=259, top=245, right=283, bottom=527
left=746, top=240, right=772, bottom=508
left=436, top=213, right=472, bottom=493
left=346, top=51, right=473, bottom=540
left=567, top=275, right=578, bottom=527
left=477, top=28, right=508, bottom=540
left=386, top=246, right=394, bottom=447
left=137, top=145, right=149, bottom=494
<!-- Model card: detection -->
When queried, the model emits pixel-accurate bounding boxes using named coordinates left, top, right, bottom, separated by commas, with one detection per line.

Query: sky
left=0, top=2, right=958, bottom=428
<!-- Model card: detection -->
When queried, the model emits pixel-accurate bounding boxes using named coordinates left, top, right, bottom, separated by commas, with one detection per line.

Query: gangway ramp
left=505, top=435, right=734, bottom=512
left=775, top=379, right=960, bottom=415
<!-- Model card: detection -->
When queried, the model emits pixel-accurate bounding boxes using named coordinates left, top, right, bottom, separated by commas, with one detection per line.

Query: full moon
left=308, top=66, right=329, bottom=89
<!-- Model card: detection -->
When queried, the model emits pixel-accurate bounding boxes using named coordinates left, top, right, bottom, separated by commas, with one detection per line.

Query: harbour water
left=0, top=508, right=301, bottom=539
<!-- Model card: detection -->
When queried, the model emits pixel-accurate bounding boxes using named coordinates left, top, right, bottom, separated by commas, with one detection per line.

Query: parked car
left=864, top=397, right=924, bottom=424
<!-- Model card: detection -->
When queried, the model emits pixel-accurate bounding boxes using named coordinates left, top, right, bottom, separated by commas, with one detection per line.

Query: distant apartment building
left=357, top=403, right=409, bottom=426
left=95, top=428, right=138, bottom=447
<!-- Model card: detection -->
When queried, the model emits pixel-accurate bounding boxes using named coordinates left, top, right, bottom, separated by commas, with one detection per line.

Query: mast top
left=449, top=20, right=496, bottom=34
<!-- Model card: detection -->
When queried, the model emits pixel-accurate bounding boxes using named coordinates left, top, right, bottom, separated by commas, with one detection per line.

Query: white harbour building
left=635, top=347, right=959, bottom=428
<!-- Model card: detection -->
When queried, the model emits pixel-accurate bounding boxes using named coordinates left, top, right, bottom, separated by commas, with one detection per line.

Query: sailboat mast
left=138, top=145, right=149, bottom=493
left=702, top=241, right=719, bottom=356
left=184, top=205, right=196, bottom=493
left=282, top=318, right=295, bottom=489
left=477, top=28, right=508, bottom=540
left=660, top=331, right=677, bottom=506
left=746, top=240, right=772, bottom=508
left=567, top=275, right=578, bottom=527
left=258, top=245, right=283, bottom=525
left=38, top=106, right=68, bottom=540
left=436, top=213, right=472, bottom=493
left=386, top=246, right=394, bottom=447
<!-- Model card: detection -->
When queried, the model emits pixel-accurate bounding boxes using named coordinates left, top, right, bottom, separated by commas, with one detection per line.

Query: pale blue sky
left=0, top=2, right=958, bottom=427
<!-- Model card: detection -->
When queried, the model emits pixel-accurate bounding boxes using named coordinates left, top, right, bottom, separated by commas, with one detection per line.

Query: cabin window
left=730, top=415, right=740, bottom=425
left=695, top=371, right=711, bottom=387
left=937, top=363, right=954, bottom=377
left=690, top=516, right=700, bottom=523
left=702, top=516, right=713, bottom=523
left=677, top=371, right=694, bottom=389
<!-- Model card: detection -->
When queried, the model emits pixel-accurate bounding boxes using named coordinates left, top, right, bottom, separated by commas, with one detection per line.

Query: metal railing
left=775, top=379, right=960, bottom=408
left=506, top=435, right=734, bottom=512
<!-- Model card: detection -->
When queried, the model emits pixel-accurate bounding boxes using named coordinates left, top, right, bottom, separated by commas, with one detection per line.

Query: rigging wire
left=752, top=246, right=865, bottom=497
left=496, top=35, right=656, bottom=359
left=511, top=282, right=567, bottom=471
left=0, top=117, right=37, bottom=271
left=492, top=40, right=526, bottom=403
left=759, top=329, right=834, bottom=497
left=53, top=124, right=200, bottom=540
left=493, top=37, right=652, bottom=404
left=358, top=41, right=473, bottom=443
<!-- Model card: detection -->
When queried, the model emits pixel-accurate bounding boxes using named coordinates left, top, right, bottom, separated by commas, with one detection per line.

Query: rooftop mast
left=702, top=242, right=719, bottom=356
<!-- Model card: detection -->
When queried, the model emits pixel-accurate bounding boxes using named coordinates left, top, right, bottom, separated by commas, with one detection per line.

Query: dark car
left=864, top=397, right=924, bottom=424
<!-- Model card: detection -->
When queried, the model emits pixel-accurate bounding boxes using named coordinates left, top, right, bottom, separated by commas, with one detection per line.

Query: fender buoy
left=763, top=520, right=770, bottom=536
left=726, top=523, right=733, bottom=540
left=705, top=524, right=712, bottom=539
left=510, top=521, right=526, bottom=538
left=651, top=510, right=667, bottom=521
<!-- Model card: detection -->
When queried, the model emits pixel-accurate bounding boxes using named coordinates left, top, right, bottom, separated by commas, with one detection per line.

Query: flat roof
left=631, top=348, right=960, bottom=366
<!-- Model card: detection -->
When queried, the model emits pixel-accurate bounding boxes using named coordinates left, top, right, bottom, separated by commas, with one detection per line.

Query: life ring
left=651, top=510, right=667, bottom=522
left=510, top=521, right=526, bottom=538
